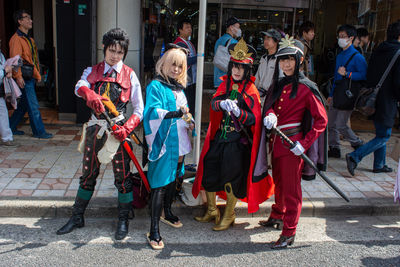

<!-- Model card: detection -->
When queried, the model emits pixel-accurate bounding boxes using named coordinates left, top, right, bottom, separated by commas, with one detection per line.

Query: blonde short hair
left=155, top=48, right=187, bottom=88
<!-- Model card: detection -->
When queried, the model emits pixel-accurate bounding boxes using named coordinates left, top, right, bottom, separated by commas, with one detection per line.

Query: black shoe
left=12, top=130, right=25, bottom=135
left=302, top=174, right=316, bottom=181
left=271, top=235, right=295, bottom=249
left=373, top=165, right=393, bottom=173
left=345, top=154, right=357, bottom=176
left=56, top=196, right=89, bottom=235
left=56, top=214, right=85, bottom=235
left=259, top=217, right=283, bottom=230
left=328, top=147, right=341, bottom=158
left=115, top=202, right=132, bottom=240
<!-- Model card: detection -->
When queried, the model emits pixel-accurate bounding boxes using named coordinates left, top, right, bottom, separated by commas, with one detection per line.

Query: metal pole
left=194, top=0, right=207, bottom=164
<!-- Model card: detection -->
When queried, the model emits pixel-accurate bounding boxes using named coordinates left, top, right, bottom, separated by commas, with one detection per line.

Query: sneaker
left=345, top=153, right=357, bottom=176
left=373, top=165, right=393, bottom=173
left=33, top=132, right=53, bottom=139
left=12, top=130, right=25, bottom=135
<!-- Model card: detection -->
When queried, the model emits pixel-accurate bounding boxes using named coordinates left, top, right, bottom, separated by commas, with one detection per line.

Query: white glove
left=220, top=100, right=229, bottom=111
left=290, top=141, right=305, bottom=156
left=229, top=101, right=240, bottom=117
left=263, top=113, right=278, bottom=130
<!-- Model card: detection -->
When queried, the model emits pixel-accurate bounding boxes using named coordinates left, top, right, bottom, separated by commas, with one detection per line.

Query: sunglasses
left=165, top=43, right=189, bottom=56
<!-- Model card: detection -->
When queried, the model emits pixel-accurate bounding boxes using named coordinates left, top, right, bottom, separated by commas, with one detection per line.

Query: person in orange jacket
left=8, top=10, right=52, bottom=139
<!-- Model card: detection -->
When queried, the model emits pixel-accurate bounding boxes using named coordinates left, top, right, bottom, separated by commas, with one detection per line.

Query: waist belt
left=219, top=124, right=236, bottom=133
left=272, top=126, right=302, bottom=137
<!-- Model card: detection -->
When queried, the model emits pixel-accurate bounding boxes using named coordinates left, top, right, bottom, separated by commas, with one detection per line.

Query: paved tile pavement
left=0, top=125, right=398, bottom=202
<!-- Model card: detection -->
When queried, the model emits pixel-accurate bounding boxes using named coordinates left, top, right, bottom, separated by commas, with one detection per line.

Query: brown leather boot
left=194, top=191, right=220, bottom=224
left=213, top=183, right=237, bottom=231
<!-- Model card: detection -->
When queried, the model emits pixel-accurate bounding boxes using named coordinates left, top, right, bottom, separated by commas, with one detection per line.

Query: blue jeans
left=349, top=121, right=392, bottom=170
left=9, top=79, right=46, bottom=136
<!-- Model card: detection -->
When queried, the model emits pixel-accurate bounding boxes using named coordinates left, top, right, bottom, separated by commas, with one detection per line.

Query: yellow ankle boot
left=213, top=183, right=237, bottom=231
left=194, top=191, right=220, bottom=224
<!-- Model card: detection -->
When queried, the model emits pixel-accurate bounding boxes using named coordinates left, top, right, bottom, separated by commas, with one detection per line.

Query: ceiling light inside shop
left=274, top=13, right=279, bottom=16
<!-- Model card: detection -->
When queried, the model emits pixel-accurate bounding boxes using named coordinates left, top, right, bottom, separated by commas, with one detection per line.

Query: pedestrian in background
left=174, top=18, right=197, bottom=117
left=298, top=21, right=315, bottom=79
left=327, top=24, right=366, bottom=158
left=8, top=10, right=52, bottom=139
left=346, top=21, right=400, bottom=176
left=0, top=41, right=15, bottom=146
left=213, top=17, right=241, bottom=89
left=254, top=28, right=281, bottom=99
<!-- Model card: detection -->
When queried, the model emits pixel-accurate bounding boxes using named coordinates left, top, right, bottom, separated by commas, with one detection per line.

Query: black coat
left=368, top=40, right=400, bottom=128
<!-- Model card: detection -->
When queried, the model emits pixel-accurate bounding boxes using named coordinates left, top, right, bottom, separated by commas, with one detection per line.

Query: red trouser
left=270, top=153, right=304, bottom=236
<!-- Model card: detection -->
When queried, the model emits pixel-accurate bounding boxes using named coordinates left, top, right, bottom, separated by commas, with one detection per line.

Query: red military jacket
left=265, top=83, right=328, bottom=158
left=193, top=75, right=275, bottom=213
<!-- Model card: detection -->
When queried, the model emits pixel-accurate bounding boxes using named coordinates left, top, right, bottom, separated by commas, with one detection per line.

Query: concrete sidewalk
left=0, top=124, right=399, bottom=217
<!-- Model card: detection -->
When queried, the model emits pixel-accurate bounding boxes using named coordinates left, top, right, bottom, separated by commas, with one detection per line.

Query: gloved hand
left=229, top=101, right=240, bottom=117
left=263, top=113, right=278, bottom=130
left=77, top=86, right=109, bottom=114
left=290, top=141, right=305, bottom=156
left=112, top=114, right=141, bottom=142
left=220, top=99, right=237, bottom=113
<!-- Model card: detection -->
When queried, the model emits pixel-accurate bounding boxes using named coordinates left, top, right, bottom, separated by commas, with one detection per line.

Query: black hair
left=13, top=9, right=29, bottom=25
left=337, top=24, right=357, bottom=38
left=102, top=28, right=130, bottom=60
left=177, top=18, right=191, bottom=32
left=387, top=20, right=400, bottom=41
left=225, top=61, right=252, bottom=96
left=357, top=27, right=369, bottom=38
left=271, top=53, right=302, bottom=99
left=299, top=21, right=315, bottom=36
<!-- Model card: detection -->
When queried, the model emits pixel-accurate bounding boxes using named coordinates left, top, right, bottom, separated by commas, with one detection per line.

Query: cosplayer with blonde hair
left=143, top=44, right=194, bottom=250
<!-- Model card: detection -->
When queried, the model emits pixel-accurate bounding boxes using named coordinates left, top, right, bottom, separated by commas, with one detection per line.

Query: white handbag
left=213, top=38, right=232, bottom=72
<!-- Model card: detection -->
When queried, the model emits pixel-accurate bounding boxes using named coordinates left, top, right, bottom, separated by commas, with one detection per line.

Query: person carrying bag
left=332, top=52, right=362, bottom=110
left=213, top=38, right=232, bottom=73
left=355, top=49, right=400, bottom=116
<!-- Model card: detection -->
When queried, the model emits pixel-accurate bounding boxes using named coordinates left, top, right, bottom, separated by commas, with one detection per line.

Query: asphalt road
left=0, top=215, right=399, bottom=266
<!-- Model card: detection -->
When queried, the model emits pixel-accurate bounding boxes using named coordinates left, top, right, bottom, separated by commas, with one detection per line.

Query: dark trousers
left=186, top=83, right=196, bottom=117
left=80, top=125, right=133, bottom=193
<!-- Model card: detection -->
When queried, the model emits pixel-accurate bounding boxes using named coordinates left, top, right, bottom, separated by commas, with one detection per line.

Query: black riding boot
left=57, top=196, right=89, bottom=235
left=115, top=202, right=133, bottom=240
left=163, top=181, right=180, bottom=224
left=149, top=188, right=165, bottom=242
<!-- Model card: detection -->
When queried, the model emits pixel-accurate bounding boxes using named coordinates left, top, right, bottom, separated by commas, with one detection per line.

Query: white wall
left=97, top=0, right=141, bottom=75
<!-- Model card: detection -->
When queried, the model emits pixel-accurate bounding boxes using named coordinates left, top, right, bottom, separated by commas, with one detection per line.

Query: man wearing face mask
left=213, top=17, right=241, bottom=89
left=327, top=24, right=366, bottom=158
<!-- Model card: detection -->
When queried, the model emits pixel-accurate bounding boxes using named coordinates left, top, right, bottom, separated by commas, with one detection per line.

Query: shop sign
left=64, top=0, right=70, bottom=3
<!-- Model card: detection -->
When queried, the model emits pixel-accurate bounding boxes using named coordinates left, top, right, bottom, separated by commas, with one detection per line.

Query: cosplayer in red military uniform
left=57, top=28, right=144, bottom=240
left=193, top=39, right=274, bottom=231
left=254, top=36, right=327, bottom=248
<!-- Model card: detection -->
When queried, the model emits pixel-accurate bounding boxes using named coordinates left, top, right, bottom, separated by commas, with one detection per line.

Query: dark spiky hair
left=102, top=28, right=130, bottom=60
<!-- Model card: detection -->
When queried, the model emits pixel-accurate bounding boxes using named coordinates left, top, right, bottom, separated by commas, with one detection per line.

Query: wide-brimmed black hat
left=276, top=35, right=304, bottom=57
left=228, top=39, right=257, bottom=65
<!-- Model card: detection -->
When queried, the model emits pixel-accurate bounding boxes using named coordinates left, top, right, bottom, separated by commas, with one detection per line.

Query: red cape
left=192, top=76, right=274, bottom=213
